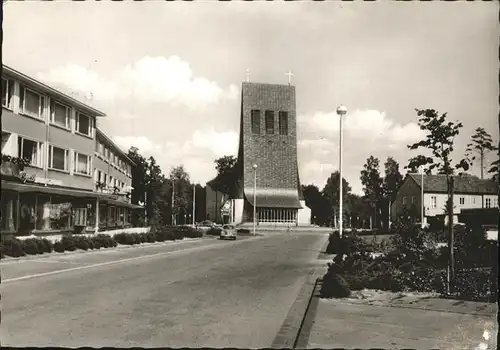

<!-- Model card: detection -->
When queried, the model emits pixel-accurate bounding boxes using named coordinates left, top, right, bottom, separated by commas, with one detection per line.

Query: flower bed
left=0, top=225, right=203, bottom=259
left=320, top=223, right=497, bottom=302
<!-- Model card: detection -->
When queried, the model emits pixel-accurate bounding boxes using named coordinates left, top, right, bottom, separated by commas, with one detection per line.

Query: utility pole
left=171, top=180, right=175, bottom=225
left=192, top=183, right=196, bottom=225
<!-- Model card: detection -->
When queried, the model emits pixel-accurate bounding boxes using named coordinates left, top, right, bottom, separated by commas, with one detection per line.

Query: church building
left=205, top=78, right=311, bottom=226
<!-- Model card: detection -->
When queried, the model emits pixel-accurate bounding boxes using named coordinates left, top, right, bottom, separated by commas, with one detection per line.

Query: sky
left=3, top=1, right=498, bottom=195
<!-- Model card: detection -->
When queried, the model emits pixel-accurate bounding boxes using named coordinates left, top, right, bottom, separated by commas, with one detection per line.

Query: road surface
left=1, top=232, right=328, bottom=348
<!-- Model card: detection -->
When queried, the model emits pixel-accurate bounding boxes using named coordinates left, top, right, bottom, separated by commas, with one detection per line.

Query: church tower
left=205, top=77, right=311, bottom=226
left=231, top=80, right=311, bottom=226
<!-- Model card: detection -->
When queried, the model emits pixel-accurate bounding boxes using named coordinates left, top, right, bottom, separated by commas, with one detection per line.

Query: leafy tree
left=360, top=156, right=384, bottom=229
left=405, top=108, right=470, bottom=283
left=465, top=127, right=497, bottom=179
left=169, top=165, right=192, bottom=225
left=302, top=184, right=329, bottom=226
left=322, top=171, right=352, bottom=227
left=127, top=147, right=168, bottom=228
left=211, top=155, right=239, bottom=195
left=383, top=157, right=403, bottom=229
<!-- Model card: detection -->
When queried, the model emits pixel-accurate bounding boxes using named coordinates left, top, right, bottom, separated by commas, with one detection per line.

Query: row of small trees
left=127, top=147, right=206, bottom=227
left=302, top=109, right=498, bottom=231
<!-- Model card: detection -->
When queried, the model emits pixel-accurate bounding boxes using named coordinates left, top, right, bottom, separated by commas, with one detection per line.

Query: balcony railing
left=1, top=154, right=35, bottom=182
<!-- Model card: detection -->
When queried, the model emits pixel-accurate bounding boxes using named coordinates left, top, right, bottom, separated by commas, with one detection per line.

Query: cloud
left=298, top=109, right=425, bottom=144
left=112, top=136, right=162, bottom=154
left=37, top=56, right=238, bottom=110
left=188, top=129, right=239, bottom=158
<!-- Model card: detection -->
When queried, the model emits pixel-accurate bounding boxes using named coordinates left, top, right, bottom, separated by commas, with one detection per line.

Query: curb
left=271, top=234, right=330, bottom=349
left=271, top=269, right=319, bottom=349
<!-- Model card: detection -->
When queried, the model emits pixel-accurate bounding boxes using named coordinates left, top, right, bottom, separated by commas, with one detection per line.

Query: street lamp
left=252, top=164, right=258, bottom=236
left=336, top=105, right=347, bottom=238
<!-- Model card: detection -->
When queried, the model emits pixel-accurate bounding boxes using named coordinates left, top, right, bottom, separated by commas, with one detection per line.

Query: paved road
left=1, top=232, right=328, bottom=348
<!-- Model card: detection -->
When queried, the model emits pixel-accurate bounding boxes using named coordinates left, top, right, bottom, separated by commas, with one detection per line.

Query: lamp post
left=252, top=164, right=258, bottom=236
left=336, top=105, right=347, bottom=238
left=192, top=183, right=196, bottom=226
left=420, top=167, right=425, bottom=229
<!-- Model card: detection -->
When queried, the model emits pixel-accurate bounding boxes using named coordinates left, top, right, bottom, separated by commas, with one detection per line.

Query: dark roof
left=244, top=188, right=303, bottom=209
left=408, top=173, right=497, bottom=195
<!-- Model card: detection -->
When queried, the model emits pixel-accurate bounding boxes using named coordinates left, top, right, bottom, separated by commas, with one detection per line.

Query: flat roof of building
left=2, top=65, right=106, bottom=117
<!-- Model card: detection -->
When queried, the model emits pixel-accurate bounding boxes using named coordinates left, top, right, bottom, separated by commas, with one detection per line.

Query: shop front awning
left=1, top=180, right=117, bottom=200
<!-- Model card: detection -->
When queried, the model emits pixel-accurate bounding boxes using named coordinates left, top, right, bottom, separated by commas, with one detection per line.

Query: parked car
left=196, top=220, right=216, bottom=233
left=220, top=224, right=236, bottom=240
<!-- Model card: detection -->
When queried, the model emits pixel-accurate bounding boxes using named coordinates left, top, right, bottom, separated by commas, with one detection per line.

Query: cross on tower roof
left=285, top=70, right=294, bottom=85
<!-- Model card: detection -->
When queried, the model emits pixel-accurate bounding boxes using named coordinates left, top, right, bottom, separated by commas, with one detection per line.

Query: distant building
left=1, top=65, right=142, bottom=236
left=206, top=81, right=311, bottom=226
left=391, top=173, right=498, bottom=226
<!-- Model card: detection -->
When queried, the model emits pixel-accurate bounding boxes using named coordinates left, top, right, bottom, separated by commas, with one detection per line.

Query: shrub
left=22, top=238, right=41, bottom=255
left=93, top=234, right=116, bottom=248
left=320, top=271, right=351, bottom=298
left=4, top=238, right=27, bottom=257
left=54, top=241, right=65, bottom=253
left=145, top=232, right=156, bottom=243
left=155, top=227, right=175, bottom=242
left=451, top=268, right=494, bottom=301
left=61, top=236, right=77, bottom=251
left=237, top=228, right=251, bottom=234
left=39, top=238, right=53, bottom=253
left=73, top=236, right=91, bottom=251
left=114, top=233, right=136, bottom=245
left=207, top=227, right=222, bottom=236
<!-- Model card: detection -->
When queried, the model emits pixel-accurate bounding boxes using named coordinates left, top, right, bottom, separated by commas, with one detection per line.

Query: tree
left=211, top=155, right=239, bottom=195
left=302, top=184, right=329, bottom=226
left=322, top=171, right=352, bottom=227
left=169, top=165, right=192, bottom=225
left=360, top=156, right=384, bottom=229
left=127, top=147, right=167, bottom=227
left=465, top=127, right=497, bottom=179
left=405, top=108, right=470, bottom=287
left=383, top=157, right=403, bottom=229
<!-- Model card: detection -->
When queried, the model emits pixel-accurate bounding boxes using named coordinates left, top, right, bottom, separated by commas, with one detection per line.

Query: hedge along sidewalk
left=0, top=235, right=204, bottom=263
left=14, top=226, right=152, bottom=244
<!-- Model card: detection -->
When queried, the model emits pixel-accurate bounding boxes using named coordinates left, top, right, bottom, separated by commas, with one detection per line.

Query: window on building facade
left=48, top=145, right=69, bottom=172
left=431, top=196, right=437, bottom=208
left=50, top=100, right=70, bottom=129
left=76, top=112, right=92, bottom=136
left=18, top=137, right=43, bottom=168
left=411, top=196, right=416, bottom=204
left=104, top=147, right=109, bottom=160
left=402, top=196, right=406, bottom=205
left=19, top=86, right=45, bottom=119
left=459, top=197, right=465, bottom=205
left=251, top=110, right=260, bottom=134
left=494, top=198, right=498, bottom=207
left=49, top=196, right=72, bottom=230
left=1, top=191, right=18, bottom=232
left=97, top=141, right=104, bottom=156
left=265, top=110, right=275, bottom=134
left=35, top=195, right=51, bottom=231
left=2, top=78, right=14, bottom=109
left=485, top=198, right=491, bottom=208
left=278, top=111, right=288, bottom=135
left=19, top=193, right=36, bottom=233
left=472, top=197, right=476, bottom=204
left=74, top=152, right=91, bottom=176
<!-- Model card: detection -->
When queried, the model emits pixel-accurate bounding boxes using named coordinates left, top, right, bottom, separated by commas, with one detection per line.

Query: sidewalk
left=305, top=288, right=498, bottom=349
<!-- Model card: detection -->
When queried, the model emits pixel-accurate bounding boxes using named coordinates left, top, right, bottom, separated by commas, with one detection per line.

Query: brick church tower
left=205, top=80, right=311, bottom=226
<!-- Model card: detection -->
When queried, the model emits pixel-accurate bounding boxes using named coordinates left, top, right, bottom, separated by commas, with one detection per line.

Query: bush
left=114, top=233, right=137, bottom=245
left=54, top=241, right=65, bottom=253
left=207, top=227, right=222, bottom=236
left=39, top=238, right=53, bottom=253
left=73, top=236, right=91, bottom=251
left=93, top=234, right=116, bottom=248
left=237, top=228, right=251, bottom=234
left=22, top=238, right=42, bottom=255
left=320, top=271, right=351, bottom=298
left=61, top=236, right=77, bottom=251
left=451, top=268, right=495, bottom=301
left=145, top=232, right=156, bottom=243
